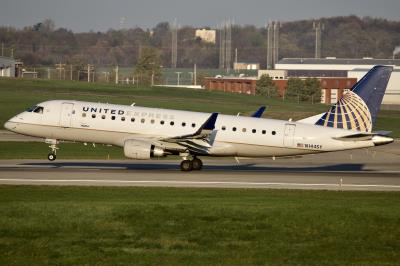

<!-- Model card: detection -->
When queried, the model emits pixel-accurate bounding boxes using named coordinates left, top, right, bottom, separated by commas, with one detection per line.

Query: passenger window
left=262, top=130, right=266, bottom=135
left=102, top=115, right=106, bottom=119
left=111, top=116, right=116, bottom=120
left=272, top=131, right=276, bottom=135
left=160, top=120, right=165, bottom=125
left=242, top=128, right=247, bottom=133
left=170, top=121, right=175, bottom=126
left=151, top=119, right=155, bottom=124
left=141, top=118, right=145, bottom=123
left=131, top=118, right=135, bottom=122
left=222, top=126, right=226, bottom=130
left=182, top=122, right=186, bottom=127
left=121, top=117, right=126, bottom=121
left=252, top=129, right=256, bottom=133
left=232, top=127, right=237, bottom=132
left=92, top=114, right=96, bottom=118
left=82, top=113, right=87, bottom=118
left=192, top=123, right=196, bottom=128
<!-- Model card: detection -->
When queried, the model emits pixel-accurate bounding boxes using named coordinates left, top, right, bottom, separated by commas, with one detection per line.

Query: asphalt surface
left=0, top=131, right=399, bottom=191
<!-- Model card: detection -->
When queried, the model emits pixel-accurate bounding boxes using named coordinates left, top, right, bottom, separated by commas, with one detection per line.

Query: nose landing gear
left=45, top=139, right=59, bottom=161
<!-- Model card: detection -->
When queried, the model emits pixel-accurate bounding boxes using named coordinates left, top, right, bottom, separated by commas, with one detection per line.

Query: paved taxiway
left=0, top=131, right=399, bottom=191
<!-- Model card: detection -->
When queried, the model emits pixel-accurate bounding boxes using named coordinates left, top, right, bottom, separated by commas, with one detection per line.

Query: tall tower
left=313, top=21, right=324, bottom=59
left=219, top=20, right=232, bottom=72
left=225, top=20, right=232, bottom=73
left=266, top=21, right=279, bottom=69
left=171, top=19, right=178, bottom=68
left=219, top=22, right=226, bottom=69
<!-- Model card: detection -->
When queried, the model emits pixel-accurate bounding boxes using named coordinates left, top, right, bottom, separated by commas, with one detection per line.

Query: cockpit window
left=33, top=107, right=44, bottom=114
left=27, top=106, right=44, bottom=114
left=27, top=106, right=38, bottom=112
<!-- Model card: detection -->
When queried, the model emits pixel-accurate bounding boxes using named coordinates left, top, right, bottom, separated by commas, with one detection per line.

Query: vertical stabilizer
left=315, top=65, right=392, bottom=132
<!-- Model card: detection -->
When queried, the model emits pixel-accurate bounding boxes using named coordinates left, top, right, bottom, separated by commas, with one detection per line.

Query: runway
left=0, top=155, right=399, bottom=191
left=0, top=132, right=399, bottom=191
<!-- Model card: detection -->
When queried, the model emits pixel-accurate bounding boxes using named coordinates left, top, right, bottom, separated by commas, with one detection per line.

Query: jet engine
left=124, top=139, right=165, bottom=159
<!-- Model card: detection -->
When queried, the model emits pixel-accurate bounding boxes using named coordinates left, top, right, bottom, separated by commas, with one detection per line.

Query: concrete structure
left=195, top=29, right=216, bottom=44
left=234, top=62, right=260, bottom=71
left=0, top=56, right=16, bottom=77
left=275, top=58, right=400, bottom=105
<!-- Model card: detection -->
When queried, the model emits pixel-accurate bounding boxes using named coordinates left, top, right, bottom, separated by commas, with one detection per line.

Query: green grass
left=0, top=77, right=399, bottom=137
left=0, top=186, right=399, bottom=265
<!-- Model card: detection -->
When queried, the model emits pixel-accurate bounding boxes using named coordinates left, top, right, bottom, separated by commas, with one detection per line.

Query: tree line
left=1, top=16, right=400, bottom=68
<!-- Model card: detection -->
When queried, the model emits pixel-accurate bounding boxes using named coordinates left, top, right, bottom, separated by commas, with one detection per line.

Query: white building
left=349, top=69, right=400, bottom=105
left=0, top=56, right=16, bottom=77
left=195, top=29, right=216, bottom=44
left=275, top=58, right=400, bottom=106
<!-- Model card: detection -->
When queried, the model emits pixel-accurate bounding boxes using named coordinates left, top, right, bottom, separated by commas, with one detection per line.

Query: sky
left=1, top=0, right=400, bottom=32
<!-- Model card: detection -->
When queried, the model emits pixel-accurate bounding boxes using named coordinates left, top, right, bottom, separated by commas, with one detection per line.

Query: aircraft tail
left=312, top=65, right=393, bottom=132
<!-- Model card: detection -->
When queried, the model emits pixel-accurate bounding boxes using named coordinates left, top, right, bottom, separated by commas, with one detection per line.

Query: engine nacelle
left=123, top=140, right=165, bottom=160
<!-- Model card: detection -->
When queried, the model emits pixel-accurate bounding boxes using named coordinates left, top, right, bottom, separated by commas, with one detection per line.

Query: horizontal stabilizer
left=333, top=133, right=374, bottom=141
left=333, top=131, right=393, bottom=142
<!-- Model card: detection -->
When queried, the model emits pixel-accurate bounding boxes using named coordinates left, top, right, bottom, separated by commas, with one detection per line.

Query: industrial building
left=275, top=58, right=400, bottom=106
left=203, top=76, right=356, bottom=103
left=234, top=62, right=260, bottom=71
left=0, top=56, right=16, bottom=77
left=204, top=77, right=258, bottom=95
left=195, top=29, right=216, bottom=44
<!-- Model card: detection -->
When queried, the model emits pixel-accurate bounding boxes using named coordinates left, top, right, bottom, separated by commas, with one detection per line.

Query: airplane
left=4, top=65, right=394, bottom=171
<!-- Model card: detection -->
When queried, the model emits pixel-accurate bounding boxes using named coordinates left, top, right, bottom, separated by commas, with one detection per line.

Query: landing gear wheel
left=192, top=158, right=203, bottom=171
left=180, top=160, right=193, bottom=172
left=47, top=153, right=56, bottom=161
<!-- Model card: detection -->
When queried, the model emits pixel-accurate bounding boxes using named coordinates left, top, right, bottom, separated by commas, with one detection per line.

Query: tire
left=192, top=158, right=203, bottom=170
left=180, top=160, right=193, bottom=171
left=48, top=153, right=56, bottom=161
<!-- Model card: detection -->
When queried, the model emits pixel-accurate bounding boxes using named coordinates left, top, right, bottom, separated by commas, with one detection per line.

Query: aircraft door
left=283, top=124, right=296, bottom=147
left=59, top=103, right=74, bottom=127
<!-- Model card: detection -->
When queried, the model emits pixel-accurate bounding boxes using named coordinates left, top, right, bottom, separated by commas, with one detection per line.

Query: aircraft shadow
left=21, top=162, right=366, bottom=172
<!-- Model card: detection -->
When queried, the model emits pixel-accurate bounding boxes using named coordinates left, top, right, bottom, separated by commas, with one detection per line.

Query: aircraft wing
left=160, top=112, right=219, bottom=144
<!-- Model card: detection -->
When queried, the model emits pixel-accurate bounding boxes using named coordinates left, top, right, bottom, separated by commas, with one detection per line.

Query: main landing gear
left=45, top=139, right=59, bottom=161
left=180, top=156, right=203, bottom=172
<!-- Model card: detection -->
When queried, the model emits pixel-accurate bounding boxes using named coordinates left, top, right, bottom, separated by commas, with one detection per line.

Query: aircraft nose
left=4, top=120, right=18, bottom=132
left=4, top=121, right=11, bottom=130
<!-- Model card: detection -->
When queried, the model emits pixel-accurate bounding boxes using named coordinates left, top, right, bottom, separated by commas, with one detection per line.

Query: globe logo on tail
left=315, top=91, right=372, bottom=133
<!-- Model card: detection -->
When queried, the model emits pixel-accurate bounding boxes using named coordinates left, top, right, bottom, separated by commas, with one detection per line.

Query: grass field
left=0, top=186, right=399, bottom=265
left=0, top=78, right=399, bottom=137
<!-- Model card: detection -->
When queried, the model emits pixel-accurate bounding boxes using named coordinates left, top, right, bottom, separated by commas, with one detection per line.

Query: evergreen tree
left=304, top=78, right=322, bottom=103
left=256, top=74, right=279, bottom=98
left=285, top=77, right=304, bottom=101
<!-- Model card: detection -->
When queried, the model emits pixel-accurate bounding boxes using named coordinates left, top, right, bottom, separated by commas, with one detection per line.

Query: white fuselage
left=4, top=100, right=383, bottom=158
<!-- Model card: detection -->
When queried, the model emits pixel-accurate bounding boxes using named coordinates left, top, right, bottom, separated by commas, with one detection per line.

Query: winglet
left=251, top=106, right=266, bottom=118
left=200, top=112, right=218, bottom=131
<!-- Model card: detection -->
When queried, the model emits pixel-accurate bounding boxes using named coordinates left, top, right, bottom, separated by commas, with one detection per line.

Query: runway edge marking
left=0, top=178, right=400, bottom=189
